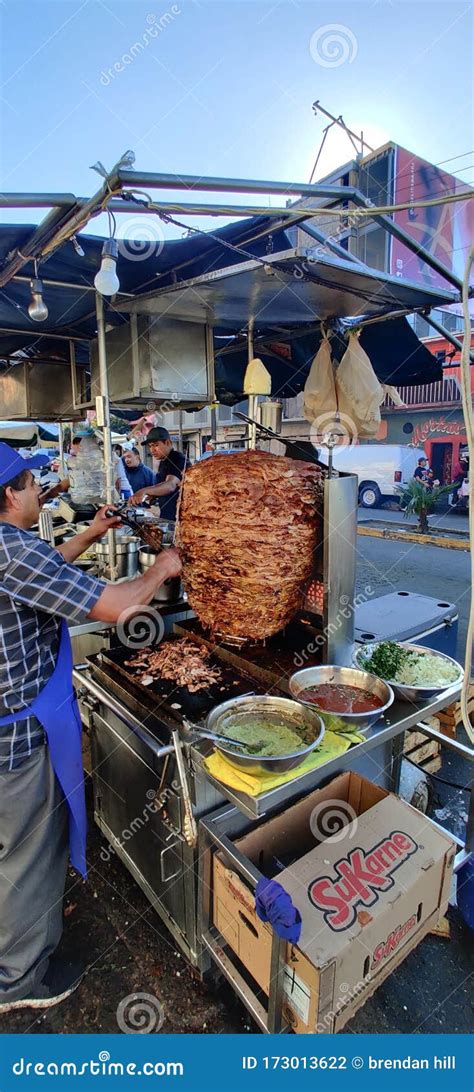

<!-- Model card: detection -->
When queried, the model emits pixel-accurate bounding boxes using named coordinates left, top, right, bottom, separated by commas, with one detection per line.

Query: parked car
left=318, top=444, right=425, bottom=509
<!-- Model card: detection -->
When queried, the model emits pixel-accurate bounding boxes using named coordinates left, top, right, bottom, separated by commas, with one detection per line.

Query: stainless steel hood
left=116, top=247, right=456, bottom=329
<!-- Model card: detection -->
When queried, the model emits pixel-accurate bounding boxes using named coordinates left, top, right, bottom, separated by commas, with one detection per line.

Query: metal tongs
left=104, top=501, right=164, bottom=551
left=181, top=715, right=263, bottom=754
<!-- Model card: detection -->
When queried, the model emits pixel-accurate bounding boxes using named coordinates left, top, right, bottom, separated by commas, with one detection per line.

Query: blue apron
left=0, top=620, right=87, bottom=878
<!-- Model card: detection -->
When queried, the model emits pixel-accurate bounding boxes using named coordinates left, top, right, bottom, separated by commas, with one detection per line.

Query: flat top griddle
left=89, top=638, right=269, bottom=732
left=173, top=616, right=324, bottom=693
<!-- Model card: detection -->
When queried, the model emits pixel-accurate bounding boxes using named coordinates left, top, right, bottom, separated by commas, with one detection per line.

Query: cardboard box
left=212, top=772, right=455, bottom=1033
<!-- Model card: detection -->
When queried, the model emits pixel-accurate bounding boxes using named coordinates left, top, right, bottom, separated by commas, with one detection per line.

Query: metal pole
left=58, top=422, right=65, bottom=478
left=210, top=405, right=217, bottom=442
left=117, top=168, right=356, bottom=201
left=95, top=292, right=117, bottom=580
left=312, top=102, right=374, bottom=154
left=247, top=321, right=258, bottom=450
left=424, top=313, right=474, bottom=363
left=177, top=410, right=184, bottom=453
left=300, top=221, right=367, bottom=266
left=351, top=190, right=464, bottom=293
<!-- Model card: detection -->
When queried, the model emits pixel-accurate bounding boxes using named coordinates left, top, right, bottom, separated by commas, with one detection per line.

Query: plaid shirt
left=0, top=523, right=104, bottom=771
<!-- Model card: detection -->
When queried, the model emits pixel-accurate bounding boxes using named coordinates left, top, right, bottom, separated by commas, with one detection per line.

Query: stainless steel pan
left=184, top=694, right=325, bottom=774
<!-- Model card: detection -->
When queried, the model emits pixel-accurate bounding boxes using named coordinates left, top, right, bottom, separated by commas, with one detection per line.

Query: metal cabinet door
left=90, top=709, right=188, bottom=938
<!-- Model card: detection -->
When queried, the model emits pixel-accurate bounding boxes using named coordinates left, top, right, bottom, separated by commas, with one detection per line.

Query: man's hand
left=131, top=488, right=148, bottom=505
left=87, top=505, right=122, bottom=541
left=156, top=547, right=182, bottom=580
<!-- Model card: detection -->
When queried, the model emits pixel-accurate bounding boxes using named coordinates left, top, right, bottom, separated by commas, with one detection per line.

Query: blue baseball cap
left=0, top=442, right=50, bottom=488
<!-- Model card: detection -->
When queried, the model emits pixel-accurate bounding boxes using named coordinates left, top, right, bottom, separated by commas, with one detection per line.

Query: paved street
left=356, top=512, right=470, bottom=660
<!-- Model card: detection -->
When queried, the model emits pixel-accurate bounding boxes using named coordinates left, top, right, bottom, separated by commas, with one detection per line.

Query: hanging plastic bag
left=382, top=384, right=406, bottom=408
left=303, top=334, right=337, bottom=422
left=336, top=330, right=385, bottom=439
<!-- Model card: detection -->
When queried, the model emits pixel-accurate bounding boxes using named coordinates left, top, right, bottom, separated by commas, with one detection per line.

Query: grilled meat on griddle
left=125, top=638, right=222, bottom=692
left=177, top=450, right=323, bottom=640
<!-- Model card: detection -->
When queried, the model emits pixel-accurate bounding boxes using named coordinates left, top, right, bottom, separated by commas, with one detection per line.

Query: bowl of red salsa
left=288, top=665, right=394, bottom=731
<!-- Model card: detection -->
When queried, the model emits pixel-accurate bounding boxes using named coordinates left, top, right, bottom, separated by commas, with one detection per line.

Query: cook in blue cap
left=0, top=441, right=181, bottom=1016
left=0, top=441, right=50, bottom=486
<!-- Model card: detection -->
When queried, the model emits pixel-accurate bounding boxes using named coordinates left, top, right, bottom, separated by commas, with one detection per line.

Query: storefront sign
left=409, top=416, right=466, bottom=447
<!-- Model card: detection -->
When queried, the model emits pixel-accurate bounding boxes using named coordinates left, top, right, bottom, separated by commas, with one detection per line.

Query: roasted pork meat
left=177, top=450, right=323, bottom=640
left=125, top=638, right=222, bottom=692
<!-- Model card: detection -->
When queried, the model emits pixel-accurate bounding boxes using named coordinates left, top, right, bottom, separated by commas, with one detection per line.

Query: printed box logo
left=308, top=831, right=418, bottom=931
left=372, top=914, right=417, bottom=966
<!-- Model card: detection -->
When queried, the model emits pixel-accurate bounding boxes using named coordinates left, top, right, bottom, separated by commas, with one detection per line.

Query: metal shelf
left=192, top=684, right=464, bottom=820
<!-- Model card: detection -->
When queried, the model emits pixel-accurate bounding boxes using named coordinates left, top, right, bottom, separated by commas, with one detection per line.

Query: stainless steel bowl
left=352, top=642, right=464, bottom=703
left=289, top=665, right=394, bottom=731
left=205, top=695, right=325, bottom=774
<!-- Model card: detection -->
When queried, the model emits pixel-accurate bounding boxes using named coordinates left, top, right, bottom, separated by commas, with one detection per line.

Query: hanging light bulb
left=71, top=234, right=85, bottom=257
left=94, top=238, right=120, bottom=296
left=28, top=276, right=48, bottom=322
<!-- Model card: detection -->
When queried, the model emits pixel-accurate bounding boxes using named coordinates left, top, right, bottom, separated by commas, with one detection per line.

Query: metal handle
left=72, top=670, right=174, bottom=760
left=171, top=729, right=198, bottom=847
left=160, top=842, right=182, bottom=883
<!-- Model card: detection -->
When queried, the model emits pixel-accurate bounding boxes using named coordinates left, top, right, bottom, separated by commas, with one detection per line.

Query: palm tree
left=399, top=479, right=452, bottom=534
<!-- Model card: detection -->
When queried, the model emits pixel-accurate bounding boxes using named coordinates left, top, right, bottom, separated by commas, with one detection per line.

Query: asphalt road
left=355, top=515, right=470, bottom=660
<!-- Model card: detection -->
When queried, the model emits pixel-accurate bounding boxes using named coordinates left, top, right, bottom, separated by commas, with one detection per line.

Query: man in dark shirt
left=130, top=427, right=187, bottom=522
left=413, top=457, right=429, bottom=485
left=123, top=448, right=155, bottom=494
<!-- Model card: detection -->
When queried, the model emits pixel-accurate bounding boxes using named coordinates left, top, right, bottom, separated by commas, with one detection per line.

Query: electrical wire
left=402, top=753, right=471, bottom=793
left=459, top=247, right=474, bottom=746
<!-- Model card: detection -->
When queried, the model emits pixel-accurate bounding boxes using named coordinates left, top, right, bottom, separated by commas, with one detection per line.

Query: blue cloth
left=255, top=877, right=302, bottom=944
left=124, top=462, right=155, bottom=493
left=0, top=620, right=87, bottom=878
left=0, top=523, right=104, bottom=770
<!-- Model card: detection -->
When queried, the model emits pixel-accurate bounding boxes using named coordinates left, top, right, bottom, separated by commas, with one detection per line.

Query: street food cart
left=0, top=162, right=473, bottom=1032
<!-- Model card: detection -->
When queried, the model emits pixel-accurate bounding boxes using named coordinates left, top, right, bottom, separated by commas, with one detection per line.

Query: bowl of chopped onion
left=353, top=640, right=463, bottom=702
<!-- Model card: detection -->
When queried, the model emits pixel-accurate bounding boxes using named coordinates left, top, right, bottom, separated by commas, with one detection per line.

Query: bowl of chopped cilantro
left=353, top=641, right=463, bottom=702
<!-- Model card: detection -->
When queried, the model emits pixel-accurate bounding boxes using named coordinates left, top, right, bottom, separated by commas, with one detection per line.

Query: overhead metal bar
left=116, top=168, right=357, bottom=200
left=298, top=221, right=366, bottom=267
left=0, top=204, right=78, bottom=288
left=0, top=192, right=78, bottom=208
left=0, top=325, right=91, bottom=342
left=351, top=190, right=464, bottom=293
left=0, top=193, right=326, bottom=220
left=0, top=152, right=134, bottom=289
left=424, top=312, right=474, bottom=363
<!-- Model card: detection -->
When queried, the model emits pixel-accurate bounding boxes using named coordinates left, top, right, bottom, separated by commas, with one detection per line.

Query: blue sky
left=0, top=0, right=473, bottom=240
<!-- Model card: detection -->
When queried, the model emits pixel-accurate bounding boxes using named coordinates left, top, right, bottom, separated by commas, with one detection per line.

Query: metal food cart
left=1, top=161, right=473, bottom=1032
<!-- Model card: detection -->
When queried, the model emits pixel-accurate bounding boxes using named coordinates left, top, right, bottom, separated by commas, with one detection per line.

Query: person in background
left=123, top=449, right=155, bottom=494
left=130, top=427, right=187, bottom=521
left=451, top=454, right=468, bottom=506
left=113, top=444, right=123, bottom=459
left=0, top=442, right=182, bottom=1014
left=413, top=457, right=430, bottom=486
left=66, top=437, right=82, bottom=466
